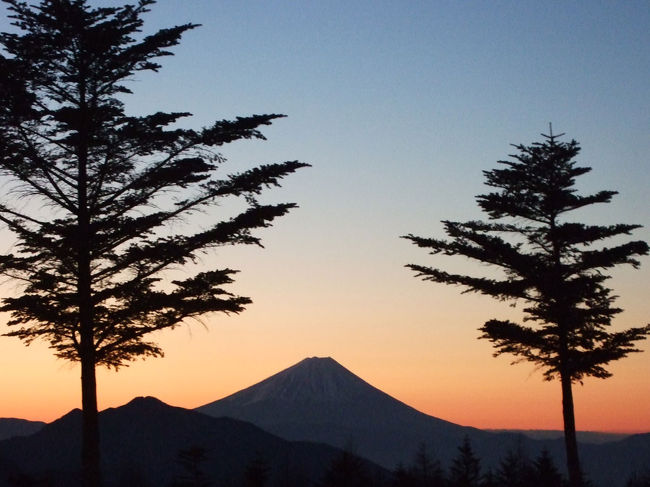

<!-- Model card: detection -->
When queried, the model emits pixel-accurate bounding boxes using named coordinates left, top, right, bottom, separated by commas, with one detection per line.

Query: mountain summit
left=210, top=356, right=387, bottom=404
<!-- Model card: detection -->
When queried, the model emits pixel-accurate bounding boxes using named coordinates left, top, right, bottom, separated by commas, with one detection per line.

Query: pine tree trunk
left=79, top=221, right=101, bottom=486
left=560, top=371, right=582, bottom=487
left=76, top=75, right=101, bottom=487
left=81, top=348, right=101, bottom=487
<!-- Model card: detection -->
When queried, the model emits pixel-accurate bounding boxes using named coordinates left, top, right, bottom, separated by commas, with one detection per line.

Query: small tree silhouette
left=171, top=446, right=212, bottom=487
left=391, top=464, right=417, bottom=487
left=410, top=442, right=444, bottom=487
left=319, top=450, right=372, bottom=487
left=242, top=451, right=270, bottom=487
left=479, top=469, right=498, bottom=487
left=531, top=449, right=564, bottom=487
left=495, top=446, right=533, bottom=487
left=448, top=437, right=481, bottom=487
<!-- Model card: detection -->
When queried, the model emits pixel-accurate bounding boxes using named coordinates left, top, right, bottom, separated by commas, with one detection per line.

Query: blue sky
left=132, top=0, right=649, bottom=224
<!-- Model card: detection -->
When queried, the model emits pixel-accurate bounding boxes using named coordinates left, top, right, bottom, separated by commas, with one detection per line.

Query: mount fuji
left=197, top=357, right=650, bottom=485
left=197, top=357, right=528, bottom=468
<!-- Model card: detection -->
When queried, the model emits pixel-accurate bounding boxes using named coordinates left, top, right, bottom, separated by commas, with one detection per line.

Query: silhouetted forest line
left=10, top=435, right=650, bottom=487
left=266, top=436, right=649, bottom=487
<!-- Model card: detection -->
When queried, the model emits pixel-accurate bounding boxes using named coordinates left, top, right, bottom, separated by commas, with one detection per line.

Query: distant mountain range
left=1, top=356, right=647, bottom=486
left=0, top=396, right=386, bottom=487
left=197, top=356, right=650, bottom=486
left=487, top=429, right=630, bottom=444
left=0, top=418, right=45, bottom=441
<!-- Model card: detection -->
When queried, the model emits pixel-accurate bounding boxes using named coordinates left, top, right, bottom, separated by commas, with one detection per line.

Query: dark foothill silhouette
left=0, top=419, right=45, bottom=441
left=0, top=396, right=386, bottom=487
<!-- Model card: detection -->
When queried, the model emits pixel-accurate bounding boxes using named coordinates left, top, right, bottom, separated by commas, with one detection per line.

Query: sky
left=0, top=1, right=649, bottom=433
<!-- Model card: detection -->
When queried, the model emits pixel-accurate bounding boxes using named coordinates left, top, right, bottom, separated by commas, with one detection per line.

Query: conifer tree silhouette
left=404, top=129, right=649, bottom=487
left=242, top=452, right=269, bottom=487
left=448, top=437, right=481, bottom=487
left=0, top=1, right=308, bottom=485
left=171, top=446, right=212, bottom=487
left=411, top=442, right=444, bottom=487
left=495, top=446, right=533, bottom=487
left=531, top=449, right=563, bottom=487
left=319, top=450, right=372, bottom=487
left=479, top=469, right=498, bottom=487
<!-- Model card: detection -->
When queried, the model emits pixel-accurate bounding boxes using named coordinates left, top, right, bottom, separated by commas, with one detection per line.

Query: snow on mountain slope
left=209, top=356, right=420, bottom=406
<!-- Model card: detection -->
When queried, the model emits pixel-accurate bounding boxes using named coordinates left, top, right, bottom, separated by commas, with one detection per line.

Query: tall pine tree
left=403, top=129, right=649, bottom=487
left=0, top=1, right=308, bottom=486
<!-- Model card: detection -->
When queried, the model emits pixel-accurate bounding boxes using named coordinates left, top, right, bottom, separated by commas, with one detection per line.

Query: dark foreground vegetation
left=4, top=434, right=650, bottom=487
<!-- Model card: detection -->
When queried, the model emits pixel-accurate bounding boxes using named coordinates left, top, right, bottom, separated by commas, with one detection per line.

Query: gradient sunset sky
left=0, top=1, right=648, bottom=433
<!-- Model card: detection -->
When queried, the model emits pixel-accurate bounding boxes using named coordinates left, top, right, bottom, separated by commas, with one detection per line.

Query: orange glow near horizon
left=3, top=314, right=649, bottom=435
left=1, top=254, right=649, bottom=434
left=1, top=243, right=649, bottom=433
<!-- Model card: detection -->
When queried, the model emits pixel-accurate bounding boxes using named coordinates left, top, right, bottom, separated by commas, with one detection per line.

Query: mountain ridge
left=0, top=395, right=387, bottom=487
left=0, top=418, right=45, bottom=441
